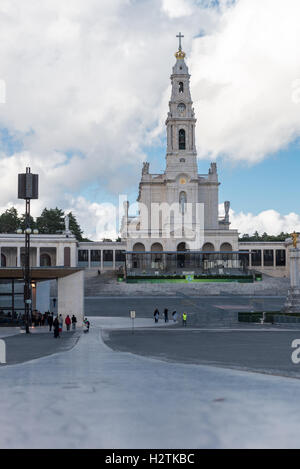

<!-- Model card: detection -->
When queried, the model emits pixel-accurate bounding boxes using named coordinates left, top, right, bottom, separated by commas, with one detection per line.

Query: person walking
left=164, top=308, right=169, bottom=323
left=153, top=308, right=159, bottom=324
left=53, top=316, right=59, bottom=339
left=71, top=315, right=77, bottom=330
left=182, top=312, right=187, bottom=327
left=58, top=314, right=63, bottom=335
left=48, top=313, right=54, bottom=332
left=83, top=318, right=90, bottom=333
left=172, top=310, right=178, bottom=323
left=65, top=315, right=71, bottom=331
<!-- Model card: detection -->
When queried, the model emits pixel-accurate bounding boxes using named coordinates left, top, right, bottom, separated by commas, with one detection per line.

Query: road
left=104, top=327, right=300, bottom=378
left=85, top=295, right=285, bottom=318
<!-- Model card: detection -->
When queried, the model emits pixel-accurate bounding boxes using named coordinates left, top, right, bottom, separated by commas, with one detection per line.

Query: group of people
left=52, top=314, right=78, bottom=338
left=32, top=310, right=53, bottom=327
left=153, top=308, right=187, bottom=326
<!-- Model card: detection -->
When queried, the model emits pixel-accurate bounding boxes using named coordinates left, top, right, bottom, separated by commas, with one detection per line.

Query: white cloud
left=219, top=204, right=300, bottom=236
left=0, top=0, right=218, bottom=237
left=66, top=196, right=119, bottom=241
left=162, top=0, right=194, bottom=18
left=190, top=0, right=300, bottom=162
left=0, top=0, right=300, bottom=238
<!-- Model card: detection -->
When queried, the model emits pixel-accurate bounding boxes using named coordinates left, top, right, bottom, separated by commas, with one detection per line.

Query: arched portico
left=177, top=242, right=188, bottom=268
left=40, top=253, right=51, bottom=267
left=1, top=253, right=6, bottom=267
left=132, top=243, right=145, bottom=270
left=133, top=243, right=146, bottom=252
left=220, top=243, right=232, bottom=252
left=202, top=243, right=215, bottom=252
left=151, top=243, right=163, bottom=267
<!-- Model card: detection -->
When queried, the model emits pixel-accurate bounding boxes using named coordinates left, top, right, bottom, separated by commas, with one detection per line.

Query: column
left=88, top=250, right=91, bottom=269
left=0, top=246, right=1, bottom=267
left=290, top=249, right=300, bottom=288
left=36, top=247, right=40, bottom=267
left=101, top=250, right=104, bottom=271
left=113, top=249, right=116, bottom=270
left=17, top=246, right=21, bottom=267
left=57, top=245, right=64, bottom=266
left=273, top=249, right=276, bottom=268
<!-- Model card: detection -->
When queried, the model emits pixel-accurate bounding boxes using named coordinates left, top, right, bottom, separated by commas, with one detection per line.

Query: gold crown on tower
left=175, top=33, right=186, bottom=59
left=175, top=49, right=186, bottom=60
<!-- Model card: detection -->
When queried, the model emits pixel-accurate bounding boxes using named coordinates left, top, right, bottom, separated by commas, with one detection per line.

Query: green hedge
left=238, top=311, right=300, bottom=323
left=127, top=274, right=253, bottom=281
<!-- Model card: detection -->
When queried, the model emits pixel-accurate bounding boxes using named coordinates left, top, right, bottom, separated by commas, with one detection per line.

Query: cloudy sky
left=0, top=0, right=300, bottom=239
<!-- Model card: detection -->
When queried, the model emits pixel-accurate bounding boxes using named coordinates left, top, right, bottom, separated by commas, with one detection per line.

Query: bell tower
left=166, top=33, right=198, bottom=179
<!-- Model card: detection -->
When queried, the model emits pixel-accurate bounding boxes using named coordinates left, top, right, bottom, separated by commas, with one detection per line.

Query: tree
left=67, top=212, right=84, bottom=241
left=0, top=207, right=20, bottom=233
left=239, top=231, right=291, bottom=242
left=19, top=213, right=36, bottom=231
left=36, top=208, right=65, bottom=234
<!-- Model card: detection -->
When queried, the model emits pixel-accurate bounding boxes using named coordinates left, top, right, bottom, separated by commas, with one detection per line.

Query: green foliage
left=0, top=207, right=20, bottom=233
left=68, top=212, right=84, bottom=242
left=0, top=206, right=87, bottom=241
left=239, top=231, right=290, bottom=242
left=19, top=213, right=36, bottom=231
left=36, top=208, right=65, bottom=234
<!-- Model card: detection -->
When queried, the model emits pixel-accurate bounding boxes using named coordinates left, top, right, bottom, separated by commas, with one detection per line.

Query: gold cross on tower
left=176, top=32, right=184, bottom=51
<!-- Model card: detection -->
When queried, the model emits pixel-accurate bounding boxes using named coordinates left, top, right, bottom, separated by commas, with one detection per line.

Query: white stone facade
left=0, top=234, right=77, bottom=268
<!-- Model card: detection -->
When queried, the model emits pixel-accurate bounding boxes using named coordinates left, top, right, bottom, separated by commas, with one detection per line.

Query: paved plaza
left=1, top=291, right=300, bottom=448
left=85, top=295, right=286, bottom=327
left=1, top=317, right=300, bottom=448
left=1, top=328, right=79, bottom=365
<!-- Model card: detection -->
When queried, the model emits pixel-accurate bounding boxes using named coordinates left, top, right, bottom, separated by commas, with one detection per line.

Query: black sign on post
left=18, top=167, right=39, bottom=334
left=18, top=170, right=39, bottom=199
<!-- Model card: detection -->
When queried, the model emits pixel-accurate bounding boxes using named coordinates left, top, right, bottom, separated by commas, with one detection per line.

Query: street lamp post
left=18, top=167, right=39, bottom=334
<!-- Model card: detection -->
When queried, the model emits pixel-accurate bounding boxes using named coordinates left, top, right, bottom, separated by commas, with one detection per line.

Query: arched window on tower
left=179, top=191, right=187, bottom=215
left=179, top=82, right=184, bottom=93
left=179, top=129, right=186, bottom=150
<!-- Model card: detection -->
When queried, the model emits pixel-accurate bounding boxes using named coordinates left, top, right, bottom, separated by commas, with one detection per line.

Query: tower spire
left=175, top=32, right=186, bottom=60
left=176, top=32, right=184, bottom=51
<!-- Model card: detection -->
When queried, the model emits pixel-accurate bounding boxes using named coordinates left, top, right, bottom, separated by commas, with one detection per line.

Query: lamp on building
left=17, top=167, right=39, bottom=334
left=16, top=228, right=39, bottom=235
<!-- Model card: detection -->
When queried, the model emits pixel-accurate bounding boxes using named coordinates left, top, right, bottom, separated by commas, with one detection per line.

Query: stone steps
left=84, top=271, right=118, bottom=296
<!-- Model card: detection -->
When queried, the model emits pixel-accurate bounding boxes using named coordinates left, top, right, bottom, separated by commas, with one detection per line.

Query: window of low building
left=239, top=250, right=249, bottom=268
left=263, top=250, right=274, bottom=267
left=251, top=250, right=262, bottom=267
left=78, top=250, right=88, bottom=267
left=276, top=249, right=286, bottom=267
left=103, top=250, right=113, bottom=267
left=91, top=250, right=101, bottom=267
left=116, top=250, right=125, bottom=266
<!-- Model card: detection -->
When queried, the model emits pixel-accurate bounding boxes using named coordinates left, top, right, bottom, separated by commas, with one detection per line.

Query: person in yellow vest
left=182, top=312, right=187, bottom=327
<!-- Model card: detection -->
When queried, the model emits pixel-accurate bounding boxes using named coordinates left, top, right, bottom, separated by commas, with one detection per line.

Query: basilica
left=121, top=36, right=241, bottom=274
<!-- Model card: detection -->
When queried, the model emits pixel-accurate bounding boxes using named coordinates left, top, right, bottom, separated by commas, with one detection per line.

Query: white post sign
left=0, top=339, right=6, bottom=364
left=130, top=311, right=136, bottom=334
